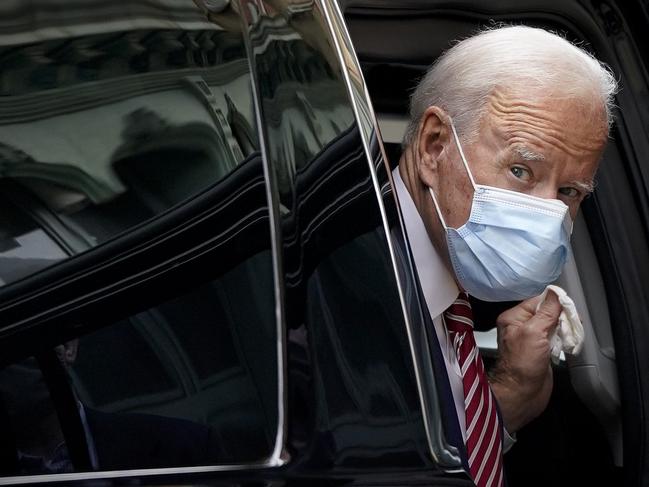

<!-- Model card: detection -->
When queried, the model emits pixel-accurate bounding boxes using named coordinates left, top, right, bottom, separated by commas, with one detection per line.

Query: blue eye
left=510, top=166, right=531, bottom=181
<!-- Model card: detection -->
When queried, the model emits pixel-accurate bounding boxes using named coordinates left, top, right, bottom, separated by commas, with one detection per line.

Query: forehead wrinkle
left=499, top=111, right=606, bottom=154
left=506, top=129, right=601, bottom=159
left=488, top=93, right=608, bottom=155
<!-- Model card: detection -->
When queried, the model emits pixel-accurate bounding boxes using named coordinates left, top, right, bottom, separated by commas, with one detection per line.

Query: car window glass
left=0, top=250, right=277, bottom=476
left=246, top=3, right=355, bottom=212
left=0, top=1, right=258, bottom=286
left=0, top=357, right=71, bottom=475
left=0, top=194, right=68, bottom=285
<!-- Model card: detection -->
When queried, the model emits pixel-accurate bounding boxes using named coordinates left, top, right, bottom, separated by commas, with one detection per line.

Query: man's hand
left=489, top=291, right=562, bottom=433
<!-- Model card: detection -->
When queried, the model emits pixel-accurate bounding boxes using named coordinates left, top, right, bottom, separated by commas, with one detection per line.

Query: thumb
left=531, top=290, right=562, bottom=334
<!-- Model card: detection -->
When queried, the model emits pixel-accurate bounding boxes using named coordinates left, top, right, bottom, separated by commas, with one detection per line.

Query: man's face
left=432, top=87, right=609, bottom=230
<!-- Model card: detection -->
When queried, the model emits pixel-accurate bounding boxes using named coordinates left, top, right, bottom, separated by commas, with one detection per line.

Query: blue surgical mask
left=428, top=124, right=573, bottom=302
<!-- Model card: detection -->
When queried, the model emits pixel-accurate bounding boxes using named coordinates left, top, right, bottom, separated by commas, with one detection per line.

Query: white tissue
left=535, top=285, right=584, bottom=364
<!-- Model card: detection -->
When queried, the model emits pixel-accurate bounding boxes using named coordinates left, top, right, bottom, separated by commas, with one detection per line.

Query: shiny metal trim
left=318, top=0, right=463, bottom=472
left=0, top=462, right=278, bottom=485
left=239, top=0, right=289, bottom=467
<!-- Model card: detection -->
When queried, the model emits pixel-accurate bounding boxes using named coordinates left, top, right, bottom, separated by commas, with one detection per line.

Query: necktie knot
left=444, top=292, right=474, bottom=334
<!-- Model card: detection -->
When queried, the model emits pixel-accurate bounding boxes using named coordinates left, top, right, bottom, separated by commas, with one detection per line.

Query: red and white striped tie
left=444, top=292, right=504, bottom=487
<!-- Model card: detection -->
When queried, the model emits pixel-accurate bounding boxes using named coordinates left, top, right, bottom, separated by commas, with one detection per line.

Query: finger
left=499, top=293, right=544, bottom=324
left=519, top=293, right=545, bottom=313
left=531, top=291, right=562, bottom=333
left=496, top=290, right=556, bottom=328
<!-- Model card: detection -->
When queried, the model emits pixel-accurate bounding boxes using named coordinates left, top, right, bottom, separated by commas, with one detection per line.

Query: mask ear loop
left=428, top=184, right=449, bottom=231
left=428, top=122, right=477, bottom=230
left=449, top=123, right=478, bottom=189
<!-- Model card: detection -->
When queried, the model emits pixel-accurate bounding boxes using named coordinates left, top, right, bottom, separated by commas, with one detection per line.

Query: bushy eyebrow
left=572, top=179, right=596, bottom=194
left=514, top=146, right=545, bottom=161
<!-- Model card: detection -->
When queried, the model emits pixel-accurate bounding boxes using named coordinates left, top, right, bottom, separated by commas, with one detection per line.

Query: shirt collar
left=392, top=167, right=459, bottom=318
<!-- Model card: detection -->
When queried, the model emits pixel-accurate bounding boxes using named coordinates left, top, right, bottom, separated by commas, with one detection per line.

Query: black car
left=0, top=0, right=647, bottom=486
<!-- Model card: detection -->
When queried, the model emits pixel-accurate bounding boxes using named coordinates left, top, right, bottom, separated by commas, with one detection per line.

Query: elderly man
left=394, top=26, right=617, bottom=487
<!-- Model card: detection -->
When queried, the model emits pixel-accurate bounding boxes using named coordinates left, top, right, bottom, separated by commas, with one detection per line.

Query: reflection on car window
left=0, top=250, right=277, bottom=475
left=246, top=3, right=355, bottom=211
left=0, top=0, right=259, bottom=286
left=72, top=252, right=276, bottom=470
left=0, top=1, right=279, bottom=478
left=0, top=194, right=68, bottom=285
left=0, top=357, right=72, bottom=475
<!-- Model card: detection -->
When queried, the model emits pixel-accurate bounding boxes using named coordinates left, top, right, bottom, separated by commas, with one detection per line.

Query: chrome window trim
left=239, top=0, right=289, bottom=468
left=318, top=0, right=463, bottom=472
left=0, top=462, right=272, bottom=486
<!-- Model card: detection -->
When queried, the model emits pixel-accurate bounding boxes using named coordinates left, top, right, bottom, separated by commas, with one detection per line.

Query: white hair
left=404, top=25, right=618, bottom=146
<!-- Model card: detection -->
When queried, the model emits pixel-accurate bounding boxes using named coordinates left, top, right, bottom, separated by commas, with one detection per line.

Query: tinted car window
left=0, top=251, right=277, bottom=475
left=0, top=0, right=279, bottom=478
left=0, top=0, right=258, bottom=285
left=0, top=357, right=71, bottom=475
left=0, top=192, right=68, bottom=284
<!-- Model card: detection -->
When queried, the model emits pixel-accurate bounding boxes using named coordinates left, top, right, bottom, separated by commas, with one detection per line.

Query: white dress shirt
left=392, top=167, right=515, bottom=450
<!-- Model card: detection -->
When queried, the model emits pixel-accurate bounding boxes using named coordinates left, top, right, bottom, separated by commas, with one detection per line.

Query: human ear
left=416, top=106, right=452, bottom=186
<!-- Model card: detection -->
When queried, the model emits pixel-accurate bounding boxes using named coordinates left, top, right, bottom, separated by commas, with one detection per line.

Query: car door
left=342, top=1, right=649, bottom=486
